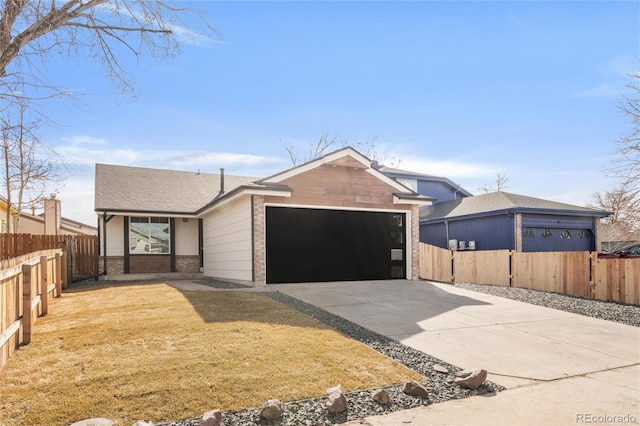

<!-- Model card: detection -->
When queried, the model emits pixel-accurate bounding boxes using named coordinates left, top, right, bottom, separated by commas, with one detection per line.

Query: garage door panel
left=266, top=207, right=404, bottom=284
left=522, top=228, right=593, bottom=252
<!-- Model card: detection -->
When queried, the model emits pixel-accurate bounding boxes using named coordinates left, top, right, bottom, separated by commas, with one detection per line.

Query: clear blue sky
left=36, top=1, right=639, bottom=225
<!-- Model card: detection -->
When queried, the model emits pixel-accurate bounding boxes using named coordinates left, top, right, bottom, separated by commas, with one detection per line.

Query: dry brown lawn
left=0, top=283, right=422, bottom=425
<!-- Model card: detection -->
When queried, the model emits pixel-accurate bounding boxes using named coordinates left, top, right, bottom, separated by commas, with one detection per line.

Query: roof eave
left=196, top=184, right=293, bottom=216
left=393, top=193, right=435, bottom=206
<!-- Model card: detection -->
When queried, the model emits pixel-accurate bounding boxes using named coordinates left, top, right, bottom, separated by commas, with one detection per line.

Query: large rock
left=372, top=388, right=390, bottom=404
left=133, top=421, right=154, bottom=426
left=326, top=384, right=348, bottom=414
left=433, top=364, right=449, bottom=374
left=260, top=399, right=284, bottom=421
left=402, top=380, right=429, bottom=398
left=199, top=409, right=223, bottom=426
left=454, top=369, right=488, bottom=390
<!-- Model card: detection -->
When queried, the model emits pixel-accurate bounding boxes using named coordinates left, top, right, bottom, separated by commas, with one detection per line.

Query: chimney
left=218, top=168, right=225, bottom=196
left=44, top=196, right=61, bottom=235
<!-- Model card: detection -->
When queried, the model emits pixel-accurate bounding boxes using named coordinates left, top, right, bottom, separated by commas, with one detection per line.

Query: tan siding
left=264, top=164, right=406, bottom=211
left=174, top=218, right=199, bottom=256
left=105, top=216, right=125, bottom=256
left=202, top=197, right=253, bottom=282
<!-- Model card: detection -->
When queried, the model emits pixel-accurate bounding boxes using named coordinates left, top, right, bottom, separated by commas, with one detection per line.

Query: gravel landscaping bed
left=453, top=282, right=640, bottom=327
left=162, top=291, right=504, bottom=426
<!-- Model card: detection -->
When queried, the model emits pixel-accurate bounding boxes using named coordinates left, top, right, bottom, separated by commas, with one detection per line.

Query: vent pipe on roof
left=219, top=168, right=225, bottom=196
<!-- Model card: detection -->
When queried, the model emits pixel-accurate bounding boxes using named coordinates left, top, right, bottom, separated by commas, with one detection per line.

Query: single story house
left=419, top=191, right=610, bottom=252
left=19, top=196, right=98, bottom=236
left=94, top=147, right=433, bottom=284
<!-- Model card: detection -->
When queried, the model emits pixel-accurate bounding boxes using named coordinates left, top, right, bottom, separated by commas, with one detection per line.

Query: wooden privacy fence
left=419, top=243, right=639, bottom=305
left=0, top=234, right=98, bottom=282
left=0, top=249, right=66, bottom=370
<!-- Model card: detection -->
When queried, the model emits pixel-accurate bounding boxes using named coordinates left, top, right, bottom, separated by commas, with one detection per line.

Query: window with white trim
left=130, top=217, right=170, bottom=254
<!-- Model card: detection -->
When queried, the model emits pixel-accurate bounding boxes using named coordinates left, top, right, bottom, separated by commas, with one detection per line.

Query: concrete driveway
left=266, top=279, right=640, bottom=425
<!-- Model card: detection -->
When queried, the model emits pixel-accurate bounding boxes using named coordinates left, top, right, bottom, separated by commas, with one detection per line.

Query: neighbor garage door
left=521, top=216, right=594, bottom=252
left=266, top=207, right=406, bottom=284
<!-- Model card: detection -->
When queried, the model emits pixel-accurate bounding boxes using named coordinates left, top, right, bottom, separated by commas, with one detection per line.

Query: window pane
left=391, top=266, right=404, bottom=278
left=391, top=231, right=403, bottom=244
left=391, top=249, right=403, bottom=261
left=150, top=222, right=170, bottom=253
left=130, top=218, right=150, bottom=253
left=390, top=214, right=403, bottom=227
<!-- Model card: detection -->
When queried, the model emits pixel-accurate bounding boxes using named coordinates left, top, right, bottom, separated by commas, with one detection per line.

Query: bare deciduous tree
left=0, top=0, right=214, bottom=102
left=612, top=71, right=640, bottom=193
left=1, top=98, right=65, bottom=232
left=283, top=132, right=402, bottom=168
left=593, top=72, right=640, bottom=247
left=283, top=132, right=342, bottom=166
left=590, top=186, right=640, bottom=251
left=478, top=172, right=509, bottom=193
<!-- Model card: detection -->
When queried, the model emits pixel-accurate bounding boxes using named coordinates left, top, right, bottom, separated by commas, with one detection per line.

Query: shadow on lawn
left=65, top=280, right=330, bottom=328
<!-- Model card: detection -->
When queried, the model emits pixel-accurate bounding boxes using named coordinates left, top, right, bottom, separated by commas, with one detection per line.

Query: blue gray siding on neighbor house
left=420, top=214, right=515, bottom=250
left=421, top=212, right=599, bottom=252
left=417, top=180, right=466, bottom=203
left=420, top=222, right=448, bottom=248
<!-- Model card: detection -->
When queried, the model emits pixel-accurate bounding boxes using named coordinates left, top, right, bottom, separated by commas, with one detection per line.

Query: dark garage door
left=266, top=207, right=406, bottom=284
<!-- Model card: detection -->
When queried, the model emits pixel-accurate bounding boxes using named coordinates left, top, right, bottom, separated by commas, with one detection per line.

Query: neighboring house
left=379, top=166, right=473, bottom=203
left=19, top=196, right=98, bottom=236
left=94, top=147, right=433, bottom=284
left=0, top=195, right=18, bottom=233
left=420, top=191, right=610, bottom=252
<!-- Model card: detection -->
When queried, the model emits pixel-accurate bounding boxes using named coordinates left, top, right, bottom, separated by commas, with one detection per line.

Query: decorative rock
left=133, top=421, right=154, bottom=426
left=199, top=409, right=223, bottom=426
left=433, top=364, right=449, bottom=374
left=326, top=384, right=348, bottom=414
left=454, top=369, right=488, bottom=390
left=372, top=388, right=390, bottom=404
left=259, top=399, right=284, bottom=421
left=70, top=419, right=114, bottom=426
left=402, top=380, right=429, bottom=398
left=326, top=384, right=342, bottom=394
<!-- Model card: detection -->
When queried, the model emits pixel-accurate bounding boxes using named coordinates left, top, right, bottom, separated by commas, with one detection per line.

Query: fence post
left=40, top=255, right=48, bottom=316
left=21, top=263, right=33, bottom=345
left=589, top=252, right=597, bottom=299
left=55, top=253, right=62, bottom=296
left=61, top=251, right=68, bottom=289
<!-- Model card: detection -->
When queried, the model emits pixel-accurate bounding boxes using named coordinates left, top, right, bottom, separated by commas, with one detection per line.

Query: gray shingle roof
left=94, top=164, right=258, bottom=214
left=421, top=191, right=609, bottom=221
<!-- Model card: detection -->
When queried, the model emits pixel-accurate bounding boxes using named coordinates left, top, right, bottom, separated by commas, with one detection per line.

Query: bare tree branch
left=479, top=173, right=509, bottom=193
left=283, top=132, right=402, bottom=168
left=1, top=95, right=66, bottom=232
left=0, top=0, right=216, bottom=101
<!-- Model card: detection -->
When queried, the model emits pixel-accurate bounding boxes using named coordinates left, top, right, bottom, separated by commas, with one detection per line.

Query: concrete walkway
left=170, top=279, right=640, bottom=425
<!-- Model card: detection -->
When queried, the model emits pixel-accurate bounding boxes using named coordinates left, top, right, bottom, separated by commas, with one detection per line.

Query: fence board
left=454, top=250, right=511, bottom=286
left=419, top=243, right=452, bottom=282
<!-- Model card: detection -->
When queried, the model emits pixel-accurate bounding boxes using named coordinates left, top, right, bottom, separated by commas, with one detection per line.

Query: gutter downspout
left=453, top=184, right=462, bottom=200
